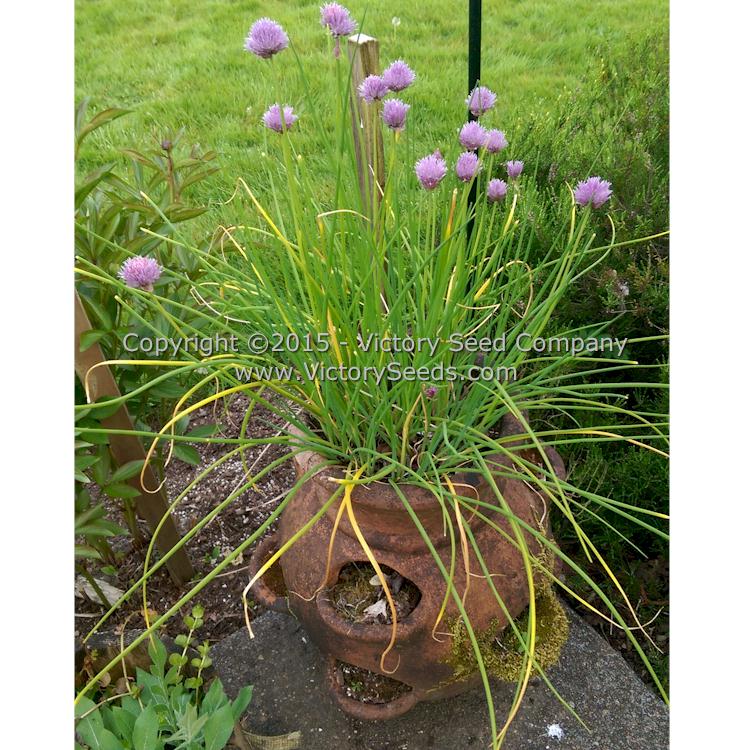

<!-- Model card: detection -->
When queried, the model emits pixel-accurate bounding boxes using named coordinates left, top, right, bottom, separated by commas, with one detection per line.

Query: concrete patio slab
left=212, top=605, right=668, bottom=750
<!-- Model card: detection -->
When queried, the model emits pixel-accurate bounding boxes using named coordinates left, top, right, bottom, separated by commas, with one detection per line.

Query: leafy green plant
left=74, top=103, right=219, bottom=545
left=76, top=402, right=142, bottom=546
left=75, top=606, right=252, bottom=750
left=76, top=402, right=130, bottom=608
left=75, top=99, right=220, bottom=441
left=75, top=9, right=668, bottom=749
left=75, top=97, right=218, bottom=255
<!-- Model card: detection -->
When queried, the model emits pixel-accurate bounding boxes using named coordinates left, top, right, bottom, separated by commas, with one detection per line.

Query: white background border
left=2, top=0, right=749, bottom=745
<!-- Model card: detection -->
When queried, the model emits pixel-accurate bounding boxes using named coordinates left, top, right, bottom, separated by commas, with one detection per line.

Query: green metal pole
left=468, top=0, right=482, bottom=117
left=467, top=0, right=482, bottom=237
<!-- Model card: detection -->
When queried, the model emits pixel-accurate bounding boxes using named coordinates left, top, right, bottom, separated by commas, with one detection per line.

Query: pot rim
left=247, top=533, right=291, bottom=615
left=288, top=430, right=498, bottom=514
left=287, top=413, right=564, bottom=513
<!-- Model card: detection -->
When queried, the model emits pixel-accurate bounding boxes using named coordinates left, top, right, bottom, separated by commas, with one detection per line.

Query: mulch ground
left=75, top=394, right=297, bottom=644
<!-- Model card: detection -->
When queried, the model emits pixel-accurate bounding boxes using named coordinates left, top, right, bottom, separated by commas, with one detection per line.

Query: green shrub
left=515, top=31, right=668, bottom=240
left=513, top=31, right=668, bottom=366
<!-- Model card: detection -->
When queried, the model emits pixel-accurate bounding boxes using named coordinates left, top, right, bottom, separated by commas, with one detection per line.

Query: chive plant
left=74, top=7, right=668, bottom=747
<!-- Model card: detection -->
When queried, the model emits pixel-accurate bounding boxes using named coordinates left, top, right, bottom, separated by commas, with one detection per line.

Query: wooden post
left=347, top=33, right=385, bottom=219
left=75, top=292, right=194, bottom=586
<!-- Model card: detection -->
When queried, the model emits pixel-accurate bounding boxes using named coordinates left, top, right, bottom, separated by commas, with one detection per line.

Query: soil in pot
left=325, top=561, right=421, bottom=624
left=336, top=660, right=413, bottom=704
left=257, top=538, right=288, bottom=599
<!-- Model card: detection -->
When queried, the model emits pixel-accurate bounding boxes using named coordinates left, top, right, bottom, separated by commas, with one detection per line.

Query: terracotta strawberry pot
left=249, top=414, right=565, bottom=719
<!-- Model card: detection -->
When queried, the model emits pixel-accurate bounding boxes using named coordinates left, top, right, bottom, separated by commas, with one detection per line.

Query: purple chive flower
left=424, top=385, right=438, bottom=399
left=382, top=99, right=410, bottom=131
left=485, top=129, right=508, bottom=153
left=456, top=151, right=481, bottom=182
left=466, top=86, right=497, bottom=116
left=358, top=75, right=389, bottom=103
left=383, top=60, right=416, bottom=92
left=320, top=3, right=356, bottom=57
left=506, top=160, right=524, bottom=179
left=459, top=121, right=487, bottom=151
left=244, top=18, right=288, bottom=59
left=320, top=3, right=357, bottom=36
left=262, top=104, right=298, bottom=133
left=574, top=176, right=613, bottom=209
left=415, top=152, right=448, bottom=190
left=487, top=178, right=508, bottom=203
left=119, top=256, right=162, bottom=292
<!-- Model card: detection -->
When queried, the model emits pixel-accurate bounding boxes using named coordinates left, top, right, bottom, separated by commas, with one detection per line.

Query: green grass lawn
left=76, top=0, right=667, bottom=229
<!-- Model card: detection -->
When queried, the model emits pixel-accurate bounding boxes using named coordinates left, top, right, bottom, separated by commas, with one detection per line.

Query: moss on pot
left=446, top=583, right=569, bottom=683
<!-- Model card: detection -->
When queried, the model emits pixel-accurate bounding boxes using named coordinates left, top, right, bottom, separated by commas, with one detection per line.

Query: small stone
left=547, top=723, right=564, bottom=740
